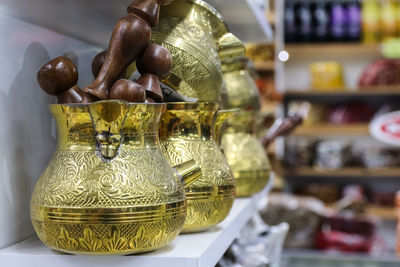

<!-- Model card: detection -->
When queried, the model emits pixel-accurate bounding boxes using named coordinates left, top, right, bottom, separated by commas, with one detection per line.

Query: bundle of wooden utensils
left=37, top=0, right=179, bottom=104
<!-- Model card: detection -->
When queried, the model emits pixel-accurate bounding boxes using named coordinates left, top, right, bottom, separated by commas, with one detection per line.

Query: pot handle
left=89, top=100, right=130, bottom=161
left=260, top=115, right=303, bottom=149
left=214, top=109, right=239, bottom=143
left=174, top=160, right=202, bottom=188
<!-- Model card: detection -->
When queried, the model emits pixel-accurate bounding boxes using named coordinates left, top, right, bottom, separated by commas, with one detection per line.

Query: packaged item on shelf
left=362, top=0, right=381, bottom=43
left=315, top=214, right=377, bottom=253
left=336, top=185, right=367, bottom=213
left=288, top=101, right=327, bottom=125
left=245, top=43, right=275, bottom=63
left=310, top=61, right=345, bottom=91
left=260, top=193, right=325, bottom=249
left=358, top=59, right=400, bottom=88
left=315, top=140, right=351, bottom=169
left=218, top=215, right=289, bottom=267
left=328, top=101, right=374, bottom=124
left=352, top=140, right=400, bottom=168
left=285, top=137, right=318, bottom=167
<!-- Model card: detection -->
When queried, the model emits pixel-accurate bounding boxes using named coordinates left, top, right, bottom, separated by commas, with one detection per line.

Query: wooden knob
left=84, top=14, right=151, bottom=100
left=137, top=74, right=163, bottom=102
left=80, top=91, right=98, bottom=103
left=109, top=79, right=146, bottom=102
left=137, top=43, right=172, bottom=79
left=91, top=51, right=107, bottom=78
left=57, top=85, right=83, bottom=104
left=127, top=0, right=160, bottom=27
left=37, top=56, right=78, bottom=96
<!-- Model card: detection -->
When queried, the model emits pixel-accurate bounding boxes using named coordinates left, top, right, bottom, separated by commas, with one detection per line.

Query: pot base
left=31, top=201, right=186, bottom=255
left=234, top=169, right=270, bottom=198
left=182, top=185, right=235, bottom=233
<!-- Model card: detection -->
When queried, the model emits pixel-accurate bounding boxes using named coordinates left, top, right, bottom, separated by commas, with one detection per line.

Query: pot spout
left=174, top=160, right=202, bottom=188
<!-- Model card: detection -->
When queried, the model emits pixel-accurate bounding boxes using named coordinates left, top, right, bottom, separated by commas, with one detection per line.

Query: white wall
left=0, top=12, right=101, bottom=248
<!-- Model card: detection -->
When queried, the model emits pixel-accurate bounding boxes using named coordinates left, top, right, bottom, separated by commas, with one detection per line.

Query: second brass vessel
left=160, top=103, right=236, bottom=232
left=31, top=101, right=201, bottom=255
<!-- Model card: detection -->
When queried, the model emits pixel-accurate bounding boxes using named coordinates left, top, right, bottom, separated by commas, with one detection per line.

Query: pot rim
left=165, top=102, right=219, bottom=111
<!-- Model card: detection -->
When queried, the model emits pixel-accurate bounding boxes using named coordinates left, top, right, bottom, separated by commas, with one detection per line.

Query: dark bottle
left=330, top=0, right=347, bottom=41
left=312, top=0, right=330, bottom=42
left=295, top=0, right=313, bottom=42
left=345, top=0, right=361, bottom=42
left=284, top=0, right=297, bottom=43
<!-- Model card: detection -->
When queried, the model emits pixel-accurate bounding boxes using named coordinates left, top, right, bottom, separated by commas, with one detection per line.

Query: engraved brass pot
left=159, top=103, right=236, bottom=233
left=220, top=57, right=271, bottom=197
left=151, top=0, right=231, bottom=103
left=30, top=101, right=199, bottom=255
left=220, top=111, right=271, bottom=197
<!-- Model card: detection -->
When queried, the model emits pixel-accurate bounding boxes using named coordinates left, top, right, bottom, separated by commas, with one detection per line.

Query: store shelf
left=282, top=249, right=400, bottom=266
left=366, top=205, right=396, bottom=220
left=284, top=89, right=400, bottom=103
left=285, top=43, right=382, bottom=55
left=285, top=167, right=400, bottom=179
left=254, top=61, right=275, bottom=71
left=0, top=189, right=269, bottom=267
left=206, top=0, right=274, bottom=43
left=292, top=124, right=370, bottom=137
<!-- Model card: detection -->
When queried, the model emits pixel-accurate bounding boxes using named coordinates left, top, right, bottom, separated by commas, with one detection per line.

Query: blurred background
left=228, top=0, right=400, bottom=266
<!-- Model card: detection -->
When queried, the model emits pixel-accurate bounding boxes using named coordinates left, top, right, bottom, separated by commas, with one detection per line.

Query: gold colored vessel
left=220, top=55, right=271, bottom=197
left=152, top=0, right=233, bottom=103
left=159, top=103, right=236, bottom=233
left=30, top=101, right=201, bottom=255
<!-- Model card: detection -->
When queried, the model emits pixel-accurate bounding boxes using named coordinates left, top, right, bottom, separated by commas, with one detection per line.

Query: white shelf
left=0, top=0, right=273, bottom=47
left=205, top=0, right=274, bottom=43
left=0, top=190, right=268, bottom=267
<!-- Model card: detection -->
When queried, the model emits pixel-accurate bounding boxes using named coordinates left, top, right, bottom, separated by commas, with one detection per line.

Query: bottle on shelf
left=284, top=0, right=297, bottom=43
left=346, top=0, right=362, bottom=42
left=331, top=0, right=347, bottom=42
left=362, top=0, right=381, bottom=43
left=312, top=0, right=331, bottom=42
left=295, top=0, right=313, bottom=42
left=381, top=0, right=398, bottom=40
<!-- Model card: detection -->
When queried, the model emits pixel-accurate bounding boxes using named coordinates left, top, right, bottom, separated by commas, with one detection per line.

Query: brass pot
left=220, top=57, right=271, bottom=197
left=220, top=111, right=271, bottom=197
left=151, top=0, right=232, bottom=103
left=30, top=101, right=200, bottom=255
left=159, top=103, right=236, bottom=233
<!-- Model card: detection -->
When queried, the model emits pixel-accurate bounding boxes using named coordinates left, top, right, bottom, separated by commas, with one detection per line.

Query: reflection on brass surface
left=160, top=103, right=236, bottom=232
left=30, top=102, right=188, bottom=255
left=221, top=57, right=272, bottom=196
left=152, top=0, right=233, bottom=103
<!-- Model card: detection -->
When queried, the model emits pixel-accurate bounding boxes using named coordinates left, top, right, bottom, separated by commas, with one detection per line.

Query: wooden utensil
left=84, top=14, right=151, bottom=99
left=137, top=43, right=172, bottom=79
left=137, top=74, right=163, bottom=102
left=261, top=115, right=303, bottom=148
left=109, top=79, right=146, bottom=102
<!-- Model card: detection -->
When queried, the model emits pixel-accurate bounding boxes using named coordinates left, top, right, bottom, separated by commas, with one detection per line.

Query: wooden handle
left=84, top=14, right=151, bottom=99
left=37, top=56, right=78, bottom=96
left=109, top=79, right=146, bottom=102
left=137, top=43, right=172, bottom=79
left=91, top=51, right=107, bottom=78
left=261, top=115, right=303, bottom=148
left=127, top=0, right=160, bottom=27
left=137, top=74, right=163, bottom=102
